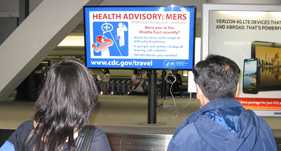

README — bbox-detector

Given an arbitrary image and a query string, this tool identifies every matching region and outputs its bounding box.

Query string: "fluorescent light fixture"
[58,35,84,47]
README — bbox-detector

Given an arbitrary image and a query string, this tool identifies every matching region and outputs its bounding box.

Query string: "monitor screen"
[252,41,281,91]
[83,5,196,69]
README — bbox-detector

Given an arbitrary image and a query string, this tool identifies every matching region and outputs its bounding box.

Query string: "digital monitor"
[83,5,196,69]
[252,41,281,91]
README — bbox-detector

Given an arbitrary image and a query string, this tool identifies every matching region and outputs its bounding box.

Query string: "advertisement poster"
[84,6,195,69]
[203,4,281,116]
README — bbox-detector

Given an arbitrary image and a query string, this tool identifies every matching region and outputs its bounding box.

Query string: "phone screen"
[252,41,281,91]
[243,59,258,94]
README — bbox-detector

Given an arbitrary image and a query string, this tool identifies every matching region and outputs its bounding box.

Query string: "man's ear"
[196,84,209,107]
[235,83,240,97]
[196,84,203,100]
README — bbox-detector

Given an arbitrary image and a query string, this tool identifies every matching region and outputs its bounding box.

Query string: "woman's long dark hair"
[27,59,98,151]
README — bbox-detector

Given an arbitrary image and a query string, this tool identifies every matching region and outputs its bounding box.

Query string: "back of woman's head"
[30,59,98,151]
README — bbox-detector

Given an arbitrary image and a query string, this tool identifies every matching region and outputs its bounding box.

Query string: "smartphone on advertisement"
[243,59,258,94]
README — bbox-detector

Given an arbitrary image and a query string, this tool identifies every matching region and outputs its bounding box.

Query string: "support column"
[148,70,157,124]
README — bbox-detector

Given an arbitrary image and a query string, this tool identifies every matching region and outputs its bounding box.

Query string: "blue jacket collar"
[178,98,242,130]
[199,98,242,113]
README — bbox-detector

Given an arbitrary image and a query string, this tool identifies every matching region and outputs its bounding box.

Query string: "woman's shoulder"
[16,120,33,130]
[11,120,33,137]
[7,120,33,150]
[80,125,112,151]
[81,125,107,138]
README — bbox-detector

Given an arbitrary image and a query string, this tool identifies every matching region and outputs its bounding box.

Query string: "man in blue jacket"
[168,55,277,151]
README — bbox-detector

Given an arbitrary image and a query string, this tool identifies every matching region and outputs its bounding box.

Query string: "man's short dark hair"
[193,55,241,100]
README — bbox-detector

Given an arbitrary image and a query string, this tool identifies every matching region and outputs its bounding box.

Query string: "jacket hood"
[194,98,259,151]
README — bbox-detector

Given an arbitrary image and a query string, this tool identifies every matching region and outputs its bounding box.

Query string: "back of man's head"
[193,55,241,100]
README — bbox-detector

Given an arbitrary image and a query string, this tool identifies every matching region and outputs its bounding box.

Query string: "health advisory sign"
[84,5,196,69]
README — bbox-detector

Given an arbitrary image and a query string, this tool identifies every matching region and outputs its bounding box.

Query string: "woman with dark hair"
[0,59,112,151]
